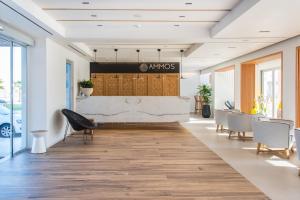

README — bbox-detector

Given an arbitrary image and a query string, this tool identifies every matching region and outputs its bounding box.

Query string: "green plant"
[79,80,94,88]
[197,84,212,104]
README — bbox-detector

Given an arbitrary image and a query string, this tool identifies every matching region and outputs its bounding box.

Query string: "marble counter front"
[76,96,190,123]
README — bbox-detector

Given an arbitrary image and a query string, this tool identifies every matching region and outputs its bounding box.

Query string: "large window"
[261,68,281,118]
[66,61,73,110]
[0,36,27,159]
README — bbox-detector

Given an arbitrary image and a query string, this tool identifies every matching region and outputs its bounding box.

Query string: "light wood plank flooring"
[0,123,269,199]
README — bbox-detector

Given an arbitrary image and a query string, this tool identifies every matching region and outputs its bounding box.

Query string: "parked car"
[0,105,22,138]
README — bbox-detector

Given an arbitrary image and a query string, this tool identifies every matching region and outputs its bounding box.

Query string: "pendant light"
[180,49,186,79]
[93,49,97,62]
[136,49,140,63]
[157,48,161,62]
[114,48,118,63]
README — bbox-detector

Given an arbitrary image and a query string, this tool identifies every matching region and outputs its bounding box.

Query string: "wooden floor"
[0,123,269,200]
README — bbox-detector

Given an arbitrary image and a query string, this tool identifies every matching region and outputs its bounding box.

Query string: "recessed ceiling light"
[259,30,270,33]
[134,24,142,28]
[185,2,193,5]
[242,39,249,42]
[133,14,142,18]
[174,24,180,27]
[91,14,97,17]
[97,24,103,27]
[228,46,236,49]
[82,1,90,5]
[179,15,186,18]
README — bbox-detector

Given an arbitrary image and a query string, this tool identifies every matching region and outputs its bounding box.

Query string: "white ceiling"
[5,0,300,71]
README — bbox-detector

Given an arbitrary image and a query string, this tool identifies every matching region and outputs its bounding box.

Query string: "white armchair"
[294,129,300,175]
[214,109,230,132]
[227,112,253,140]
[252,118,294,158]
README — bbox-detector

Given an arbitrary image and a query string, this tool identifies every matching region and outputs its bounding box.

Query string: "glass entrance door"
[0,36,27,159]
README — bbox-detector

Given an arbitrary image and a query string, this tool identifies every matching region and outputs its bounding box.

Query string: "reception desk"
[76,96,190,123]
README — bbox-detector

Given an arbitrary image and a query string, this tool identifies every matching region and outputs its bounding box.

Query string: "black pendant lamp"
[180,49,186,79]
[114,48,118,63]
[157,48,161,62]
[93,49,97,62]
[136,49,140,63]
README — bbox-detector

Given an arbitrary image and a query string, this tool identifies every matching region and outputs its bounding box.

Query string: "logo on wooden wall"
[139,63,149,72]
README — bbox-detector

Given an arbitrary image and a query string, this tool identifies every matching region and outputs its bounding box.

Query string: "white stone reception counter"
[76,96,190,123]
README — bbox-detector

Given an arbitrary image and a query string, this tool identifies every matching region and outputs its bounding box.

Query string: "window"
[261,68,281,118]
[66,61,73,110]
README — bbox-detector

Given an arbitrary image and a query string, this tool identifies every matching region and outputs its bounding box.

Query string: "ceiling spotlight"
[259,30,270,33]
[228,46,236,49]
[133,14,142,18]
[134,24,142,28]
[91,14,97,17]
[174,24,180,27]
[82,1,90,5]
[185,2,193,5]
[97,24,103,27]
[179,16,186,18]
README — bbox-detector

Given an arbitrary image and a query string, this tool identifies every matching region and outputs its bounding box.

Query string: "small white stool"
[31,130,47,153]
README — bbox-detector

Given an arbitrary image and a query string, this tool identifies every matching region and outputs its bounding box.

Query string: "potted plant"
[79,80,94,96]
[197,84,212,118]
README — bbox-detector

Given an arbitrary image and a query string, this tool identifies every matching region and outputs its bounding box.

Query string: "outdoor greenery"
[79,80,94,88]
[0,79,3,90]
[197,84,212,104]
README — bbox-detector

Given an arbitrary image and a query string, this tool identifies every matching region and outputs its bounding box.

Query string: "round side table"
[31,130,47,153]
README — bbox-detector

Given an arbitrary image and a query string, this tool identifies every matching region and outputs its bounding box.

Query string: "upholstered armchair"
[294,129,300,175]
[227,112,253,140]
[214,109,230,132]
[252,118,294,158]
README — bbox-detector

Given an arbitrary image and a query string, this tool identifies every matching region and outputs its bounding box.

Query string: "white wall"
[214,70,235,109]
[202,35,300,121]
[180,72,201,112]
[27,38,90,148]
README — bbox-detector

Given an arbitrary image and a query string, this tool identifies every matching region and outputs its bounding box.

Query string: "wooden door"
[105,74,120,96]
[91,73,105,96]
[148,74,163,96]
[240,64,256,113]
[120,74,134,96]
[163,74,179,96]
[134,74,148,96]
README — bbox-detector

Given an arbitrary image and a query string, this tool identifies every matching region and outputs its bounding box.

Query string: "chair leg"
[298,168,300,176]
[216,124,219,132]
[257,143,261,154]
[63,122,70,142]
[285,148,290,159]
[221,125,224,132]
[228,131,232,139]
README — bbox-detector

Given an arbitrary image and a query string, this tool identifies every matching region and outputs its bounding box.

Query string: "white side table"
[31,130,47,153]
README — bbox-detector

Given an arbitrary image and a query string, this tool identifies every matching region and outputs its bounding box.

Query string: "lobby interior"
[1,0,300,199]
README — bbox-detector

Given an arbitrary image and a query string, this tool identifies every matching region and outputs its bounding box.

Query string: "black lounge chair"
[61,109,97,143]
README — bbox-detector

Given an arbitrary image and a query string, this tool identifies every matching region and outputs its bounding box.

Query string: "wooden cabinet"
[91,73,179,96]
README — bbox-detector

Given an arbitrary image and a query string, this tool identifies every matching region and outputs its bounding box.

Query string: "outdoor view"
[0,38,25,159]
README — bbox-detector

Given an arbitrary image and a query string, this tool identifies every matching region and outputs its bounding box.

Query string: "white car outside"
[0,105,22,138]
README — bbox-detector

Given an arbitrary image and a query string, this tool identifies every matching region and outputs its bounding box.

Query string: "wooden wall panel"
[120,74,134,96]
[105,74,120,96]
[163,74,179,96]
[296,47,300,127]
[91,73,179,96]
[148,74,163,96]
[91,73,105,96]
[134,74,148,96]
[240,64,256,113]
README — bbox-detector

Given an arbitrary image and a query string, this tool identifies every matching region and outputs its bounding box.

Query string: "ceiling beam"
[210,0,260,38]
[184,43,203,57]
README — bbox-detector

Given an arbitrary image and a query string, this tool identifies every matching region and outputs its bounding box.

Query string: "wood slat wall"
[91,73,179,96]
[240,63,256,113]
